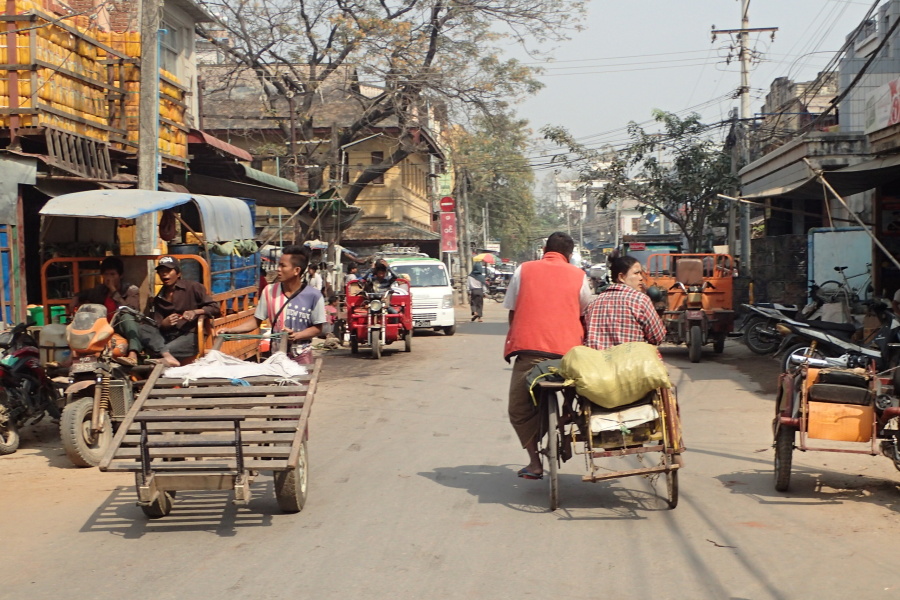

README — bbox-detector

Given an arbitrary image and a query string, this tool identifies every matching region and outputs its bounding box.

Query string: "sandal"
[113,356,137,367]
[517,467,543,480]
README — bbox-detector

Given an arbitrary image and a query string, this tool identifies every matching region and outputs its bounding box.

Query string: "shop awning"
[741,153,900,201]
[185,173,309,209]
[188,129,253,162]
[39,190,254,242]
[240,165,299,192]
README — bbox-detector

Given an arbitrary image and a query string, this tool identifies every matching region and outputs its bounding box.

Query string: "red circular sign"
[439,196,455,212]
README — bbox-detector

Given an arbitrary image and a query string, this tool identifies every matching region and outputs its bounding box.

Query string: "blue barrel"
[167,243,201,282]
[231,254,245,290]
[210,253,232,294]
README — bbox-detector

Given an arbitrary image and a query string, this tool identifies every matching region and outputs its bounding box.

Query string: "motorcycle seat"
[807,383,873,406]
[816,369,870,388]
[804,320,857,334]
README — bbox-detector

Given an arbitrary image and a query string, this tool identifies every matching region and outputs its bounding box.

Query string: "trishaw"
[644,253,736,363]
[773,356,900,492]
[344,277,413,359]
[37,190,263,467]
[535,380,684,511]
[99,334,321,518]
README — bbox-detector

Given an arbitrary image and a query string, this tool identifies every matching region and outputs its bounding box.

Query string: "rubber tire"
[745,320,780,355]
[350,335,359,354]
[688,325,702,363]
[370,332,381,360]
[774,426,794,492]
[547,396,559,511]
[404,331,412,352]
[815,280,844,303]
[60,395,113,468]
[443,325,456,336]
[141,492,174,519]
[666,466,679,509]
[274,441,308,513]
[0,412,19,455]
[713,333,726,354]
[492,291,506,303]
[781,344,826,373]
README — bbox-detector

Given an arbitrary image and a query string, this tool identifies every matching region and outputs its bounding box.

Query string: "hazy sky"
[511,0,875,175]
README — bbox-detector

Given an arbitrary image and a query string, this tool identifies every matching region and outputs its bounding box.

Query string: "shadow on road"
[418,463,677,519]
[79,480,288,537]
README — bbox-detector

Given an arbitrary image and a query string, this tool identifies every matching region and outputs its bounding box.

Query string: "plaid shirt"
[584,283,666,350]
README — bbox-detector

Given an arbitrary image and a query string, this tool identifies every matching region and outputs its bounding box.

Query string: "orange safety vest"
[503,252,586,361]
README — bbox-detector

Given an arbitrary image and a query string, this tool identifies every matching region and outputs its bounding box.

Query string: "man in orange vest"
[503,232,593,480]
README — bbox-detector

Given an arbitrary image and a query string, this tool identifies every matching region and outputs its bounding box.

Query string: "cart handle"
[213,332,289,352]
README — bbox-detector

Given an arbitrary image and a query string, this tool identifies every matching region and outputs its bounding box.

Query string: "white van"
[386,257,457,335]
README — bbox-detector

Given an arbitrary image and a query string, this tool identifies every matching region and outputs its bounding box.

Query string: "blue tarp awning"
[40,189,253,242]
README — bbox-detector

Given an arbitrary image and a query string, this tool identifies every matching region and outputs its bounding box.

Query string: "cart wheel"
[274,441,308,513]
[0,402,19,455]
[404,330,412,352]
[547,395,559,511]
[370,333,382,359]
[665,461,679,509]
[688,325,702,363]
[774,426,794,492]
[713,332,725,354]
[141,492,173,519]
[350,335,359,354]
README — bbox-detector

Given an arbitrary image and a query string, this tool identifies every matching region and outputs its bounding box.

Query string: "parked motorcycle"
[774,299,900,374]
[741,303,802,355]
[60,304,153,467]
[0,323,62,455]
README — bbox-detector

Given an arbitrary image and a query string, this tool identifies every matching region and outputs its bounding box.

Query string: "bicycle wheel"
[815,280,845,303]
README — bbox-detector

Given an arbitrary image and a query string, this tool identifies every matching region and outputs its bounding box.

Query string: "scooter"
[59,304,154,467]
[774,300,900,374]
[741,303,801,355]
[0,322,62,455]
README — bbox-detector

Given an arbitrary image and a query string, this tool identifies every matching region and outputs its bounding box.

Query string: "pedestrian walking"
[468,264,486,322]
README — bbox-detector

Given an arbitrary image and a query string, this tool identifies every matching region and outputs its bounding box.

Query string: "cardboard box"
[807,401,873,442]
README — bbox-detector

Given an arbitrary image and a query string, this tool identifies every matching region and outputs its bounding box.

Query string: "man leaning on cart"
[503,232,593,481]
[219,245,326,365]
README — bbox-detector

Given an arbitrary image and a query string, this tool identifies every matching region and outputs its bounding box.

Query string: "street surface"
[4,300,900,599]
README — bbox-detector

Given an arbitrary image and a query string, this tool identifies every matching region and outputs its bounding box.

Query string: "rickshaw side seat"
[675,258,704,286]
[807,383,873,406]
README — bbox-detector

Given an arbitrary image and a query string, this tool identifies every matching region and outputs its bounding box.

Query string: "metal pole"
[739,0,752,274]
[138,0,160,191]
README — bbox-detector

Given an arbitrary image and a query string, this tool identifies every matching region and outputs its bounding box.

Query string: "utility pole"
[137,0,161,253]
[712,2,776,275]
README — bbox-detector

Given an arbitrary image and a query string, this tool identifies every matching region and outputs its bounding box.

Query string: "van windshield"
[391,264,449,287]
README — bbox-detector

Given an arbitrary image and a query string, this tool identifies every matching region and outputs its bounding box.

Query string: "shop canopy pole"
[801,158,900,274]
[258,198,311,248]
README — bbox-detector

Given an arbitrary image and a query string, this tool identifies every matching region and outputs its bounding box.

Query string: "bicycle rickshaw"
[532,347,685,511]
[344,277,413,359]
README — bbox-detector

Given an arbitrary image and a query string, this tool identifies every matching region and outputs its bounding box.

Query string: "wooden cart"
[98,357,321,519]
[536,381,684,511]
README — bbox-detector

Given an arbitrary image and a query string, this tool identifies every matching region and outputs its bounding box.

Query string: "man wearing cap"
[140,255,220,367]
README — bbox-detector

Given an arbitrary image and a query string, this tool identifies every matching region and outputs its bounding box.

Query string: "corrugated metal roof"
[240,165,299,192]
[341,220,440,242]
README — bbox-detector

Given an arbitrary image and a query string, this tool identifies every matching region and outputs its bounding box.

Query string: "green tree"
[197,0,585,203]
[543,110,736,252]
[454,112,536,258]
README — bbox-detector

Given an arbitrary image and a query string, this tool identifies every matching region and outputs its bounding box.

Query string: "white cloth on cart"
[162,350,308,381]
[589,403,659,434]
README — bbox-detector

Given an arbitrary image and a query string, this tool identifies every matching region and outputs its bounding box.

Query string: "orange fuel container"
[807,401,874,443]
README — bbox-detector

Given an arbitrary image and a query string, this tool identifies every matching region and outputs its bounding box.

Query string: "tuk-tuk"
[644,253,736,363]
[38,189,262,360]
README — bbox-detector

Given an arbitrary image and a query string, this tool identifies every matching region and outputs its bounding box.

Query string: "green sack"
[560,343,671,409]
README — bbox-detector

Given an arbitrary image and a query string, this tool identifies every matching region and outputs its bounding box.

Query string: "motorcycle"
[741,303,804,355]
[59,304,154,467]
[346,279,413,359]
[0,323,62,455]
[774,299,900,374]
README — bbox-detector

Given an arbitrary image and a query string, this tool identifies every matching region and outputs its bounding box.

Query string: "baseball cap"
[156,255,181,272]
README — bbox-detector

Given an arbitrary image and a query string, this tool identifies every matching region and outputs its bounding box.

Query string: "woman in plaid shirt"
[584,255,666,350]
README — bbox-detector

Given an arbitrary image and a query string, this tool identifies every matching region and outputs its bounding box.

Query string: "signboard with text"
[441,213,458,252]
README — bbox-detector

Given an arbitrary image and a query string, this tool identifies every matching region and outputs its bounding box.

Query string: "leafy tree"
[543,110,736,252]
[454,112,536,258]
[197,0,585,203]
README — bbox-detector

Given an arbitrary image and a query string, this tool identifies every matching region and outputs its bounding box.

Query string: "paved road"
[3,301,900,599]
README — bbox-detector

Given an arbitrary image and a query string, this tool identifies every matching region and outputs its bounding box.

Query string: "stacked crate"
[0,1,189,163]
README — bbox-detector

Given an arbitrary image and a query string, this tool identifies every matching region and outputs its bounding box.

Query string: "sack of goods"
[560,342,671,409]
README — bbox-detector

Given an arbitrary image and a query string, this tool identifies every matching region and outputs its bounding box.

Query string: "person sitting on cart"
[72,256,143,366]
[219,245,325,365]
[583,255,666,350]
[140,255,221,367]
[361,260,403,314]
